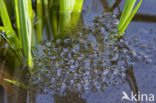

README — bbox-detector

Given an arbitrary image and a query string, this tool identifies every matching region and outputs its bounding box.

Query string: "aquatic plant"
[51,0,84,38]
[0,0,142,67]
[36,0,43,42]
[18,0,34,66]
[0,0,84,67]
[0,0,34,67]
[118,0,142,35]
[4,78,33,90]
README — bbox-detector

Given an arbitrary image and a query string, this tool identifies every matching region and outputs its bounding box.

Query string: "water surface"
[0,0,156,103]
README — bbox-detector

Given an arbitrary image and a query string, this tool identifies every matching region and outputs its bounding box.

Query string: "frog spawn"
[30,12,152,94]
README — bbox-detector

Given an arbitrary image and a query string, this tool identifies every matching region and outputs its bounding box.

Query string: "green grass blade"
[0,26,4,32]
[14,0,22,49]
[28,0,35,20]
[44,0,53,38]
[50,1,60,38]
[119,0,142,35]
[51,10,59,38]
[36,0,43,41]
[68,0,84,30]
[118,0,136,30]
[15,0,20,34]
[60,0,76,13]
[18,0,33,66]
[58,0,77,36]
[58,12,71,36]
[72,0,83,12]
[49,0,54,8]
[0,0,20,49]
[4,78,23,87]
[0,0,17,41]
[0,0,14,35]
[117,0,131,30]
[4,78,34,90]
[117,0,142,36]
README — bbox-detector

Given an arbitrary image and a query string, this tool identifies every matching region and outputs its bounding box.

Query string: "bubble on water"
[77,83,82,90]
[103,69,110,76]
[121,73,127,79]
[113,69,120,75]
[46,42,51,47]
[145,58,152,64]
[93,80,101,91]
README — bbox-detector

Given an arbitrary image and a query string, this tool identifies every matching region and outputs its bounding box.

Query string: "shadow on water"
[53,90,86,103]
[0,85,5,103]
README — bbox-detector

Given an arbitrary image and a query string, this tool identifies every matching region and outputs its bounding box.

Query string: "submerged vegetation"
[0,0,141,67]
[0,0,84,67]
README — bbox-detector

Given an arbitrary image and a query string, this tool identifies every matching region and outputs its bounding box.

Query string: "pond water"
[0,0,156,103]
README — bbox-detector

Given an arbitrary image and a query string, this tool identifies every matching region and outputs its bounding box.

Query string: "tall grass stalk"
[72,0,83,12]
[68,0,83,29]
[0,0,19,48]
[18,0,33,66]
[36,0,43,41]
[0,26,4,32]
[0,0,84,67]
[58,0,83,37]
[15,0,22,48]
[51,10,59,38]
[50,0,83,38]
[117,0,142,35]
[44,0,53,39]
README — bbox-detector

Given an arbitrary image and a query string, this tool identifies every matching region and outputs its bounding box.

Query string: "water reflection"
[53,90,86,103]
[0,85,5,103]
[133,14,156,22]
[100,0,109,9]
[0,63,15,103]
[43,0,84,40]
